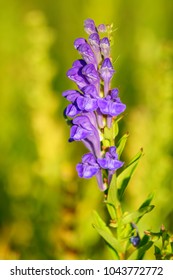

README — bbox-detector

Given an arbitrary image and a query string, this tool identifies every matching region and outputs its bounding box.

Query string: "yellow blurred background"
[0,0,172,259]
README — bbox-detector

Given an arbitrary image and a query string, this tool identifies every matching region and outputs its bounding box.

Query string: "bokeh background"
[0,0,172,259]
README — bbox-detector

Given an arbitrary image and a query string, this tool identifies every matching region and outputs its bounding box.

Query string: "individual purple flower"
[82,84,99,97]
[69,115,101,157]
[100,37,110,58]
[72,59,86,68]
[64,103,81,118]
[98,88,126,117]
[77,85,98,112]
[62,89,81,102]
[99,58,115,83]
[99,58,115,96]
[66,66,89,89]
[76,153,106,191]
[76,153,99,178]
[84,19,97,35]
[97,24,107,33]
[97,146,124,171]
[63,86,98,117]
[77,43,97,67]
[69,115,93,140]
[74,38,86,49]
[82,63,100,85]
[88,33,102,64]
[63,90,82,117]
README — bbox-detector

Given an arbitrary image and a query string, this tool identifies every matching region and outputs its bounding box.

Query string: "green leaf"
[116,133,129,157]
[128,241,153,260]
[104,121,119,144]
[117,149,143,200]
[112,120,119,139]
[106,174,118,220]
[154,245,162,260]
[138,193,154,209]
[92,210,124,254]
[122,205,155,225]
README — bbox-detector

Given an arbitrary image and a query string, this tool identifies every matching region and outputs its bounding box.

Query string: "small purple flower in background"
[63,19,126,191]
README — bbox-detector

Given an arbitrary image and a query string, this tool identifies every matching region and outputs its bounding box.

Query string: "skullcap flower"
[97,24,107,33]
[84,19,97,35]
[76,153,99,178]
[77,43,97,67]
[97,146,124,171]
[82,63,100,85]
[62,89,81,102]
[88,33,100,49]
[99,58,115,83]
[98,89,126,117]
[66,66,89,89]
[100,37,110,58]
[72,59,86,68]
[69,115,101,157]
[74,38,86,49]
[77,86,98,112]
[88,33,101,64]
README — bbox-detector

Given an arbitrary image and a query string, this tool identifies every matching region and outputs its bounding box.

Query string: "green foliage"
[122,205,154,225]
[106,174,118,220]
[92,211,123,258]
[116,133,129,157]
[145,226,173,260]
[117,149,143,200]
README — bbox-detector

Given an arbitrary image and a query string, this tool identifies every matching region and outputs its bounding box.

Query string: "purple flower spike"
[99,58,115,82]
[97,146,124,171]
[78,43,97,67]
[76,153,99,178]
[82,63,100,85]
[74,38,86,49]
[100,37,110,58]
[84,19,97,35]
[63,19,127,191]
[66,66,89,89]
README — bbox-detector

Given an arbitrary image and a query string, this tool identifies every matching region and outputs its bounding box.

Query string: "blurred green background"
[0,0,172,259]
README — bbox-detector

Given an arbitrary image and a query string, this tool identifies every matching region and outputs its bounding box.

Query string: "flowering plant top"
[62,19,173,260]
[63,18,126,191]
